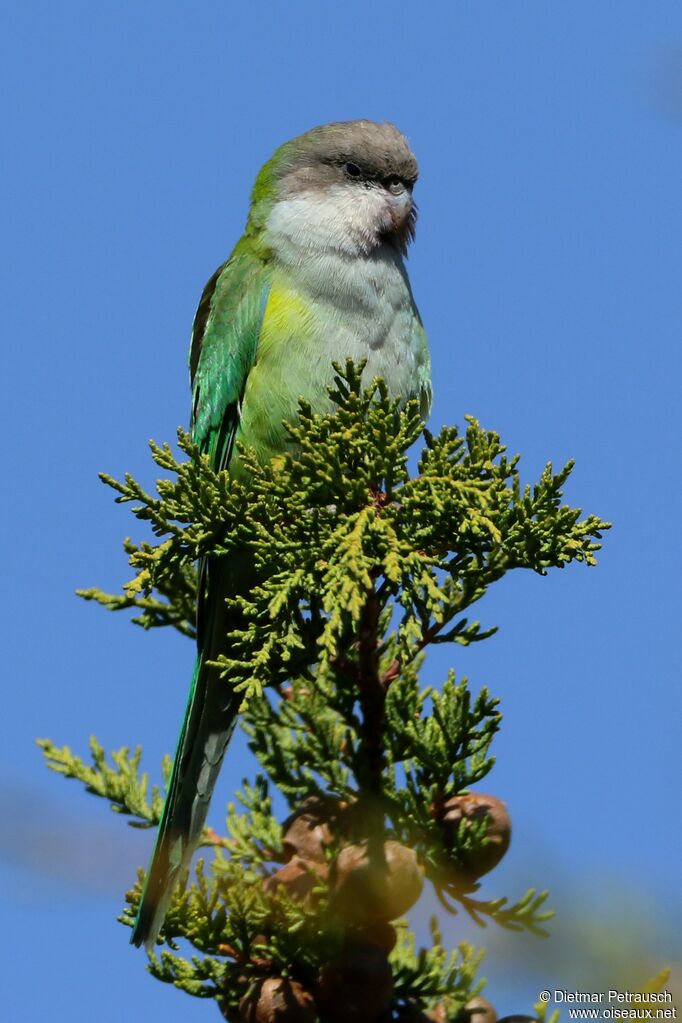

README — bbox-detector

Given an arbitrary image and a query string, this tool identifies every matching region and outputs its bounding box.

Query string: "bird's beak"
[389,189,413,230]
[386,189,417,253]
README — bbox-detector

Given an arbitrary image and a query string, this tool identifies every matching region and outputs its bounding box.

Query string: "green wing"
[131,243,270,950]
[190,239,270,470]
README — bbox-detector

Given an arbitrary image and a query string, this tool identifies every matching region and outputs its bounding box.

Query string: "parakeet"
[131,120,432,950]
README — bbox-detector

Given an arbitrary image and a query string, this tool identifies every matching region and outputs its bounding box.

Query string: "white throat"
[264,185,397,259]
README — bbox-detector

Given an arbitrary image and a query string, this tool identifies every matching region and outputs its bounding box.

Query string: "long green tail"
[131,566,240,950]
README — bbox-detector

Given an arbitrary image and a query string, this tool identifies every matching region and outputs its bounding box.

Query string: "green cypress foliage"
[39,362,609,1021]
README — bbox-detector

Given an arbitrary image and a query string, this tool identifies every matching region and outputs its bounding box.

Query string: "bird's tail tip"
[130,898,164,953]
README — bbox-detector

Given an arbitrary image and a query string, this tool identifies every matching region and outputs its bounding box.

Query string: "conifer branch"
[39,363,612,1020]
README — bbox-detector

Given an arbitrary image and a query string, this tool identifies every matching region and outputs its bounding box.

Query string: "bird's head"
[248,120,419,257]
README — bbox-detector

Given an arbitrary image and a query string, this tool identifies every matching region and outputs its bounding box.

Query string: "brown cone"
[281,797,342,865]
[331,840,423,924]
[239,978,317,1023]
[456,996,498,1023]
[263,855,325,905]
[440,793,511,879]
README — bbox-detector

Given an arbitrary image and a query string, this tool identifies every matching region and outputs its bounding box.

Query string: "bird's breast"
[233,246,427,473]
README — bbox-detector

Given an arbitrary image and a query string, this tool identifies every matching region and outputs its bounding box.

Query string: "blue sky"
[2,2,681,1019]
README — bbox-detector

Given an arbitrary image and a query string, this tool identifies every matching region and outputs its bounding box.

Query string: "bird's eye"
[344,162,362,178]
[385,175,406,195]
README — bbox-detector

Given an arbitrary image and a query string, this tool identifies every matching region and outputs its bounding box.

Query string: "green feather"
[131,246,269,950]
[190,240,272,467]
